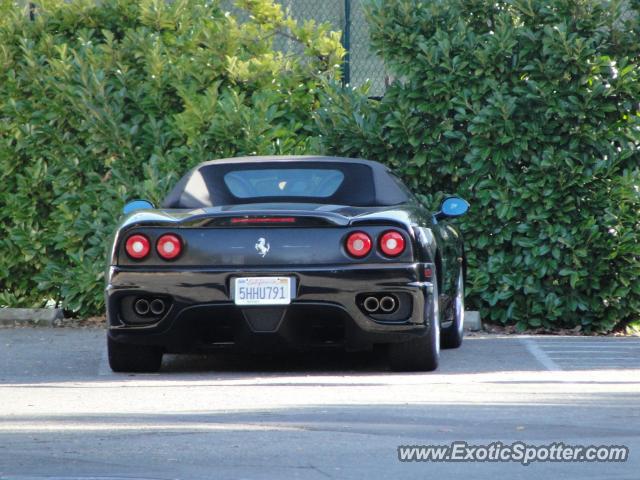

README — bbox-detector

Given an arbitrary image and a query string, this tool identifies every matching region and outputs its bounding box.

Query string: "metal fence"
[222,0,386,96]
[280,0,386,96]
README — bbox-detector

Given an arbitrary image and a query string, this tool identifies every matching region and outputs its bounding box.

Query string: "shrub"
[0,0,343,315]
[315,0,640,332]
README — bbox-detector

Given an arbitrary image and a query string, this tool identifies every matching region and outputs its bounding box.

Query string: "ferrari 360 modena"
[106,156,469,372]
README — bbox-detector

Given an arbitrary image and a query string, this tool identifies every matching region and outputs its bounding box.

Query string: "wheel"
[388,288,440,372]
[441,266,465,349]
[107,336,163,373]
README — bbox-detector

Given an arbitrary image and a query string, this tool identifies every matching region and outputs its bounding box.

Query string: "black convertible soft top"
[162,156,411,208]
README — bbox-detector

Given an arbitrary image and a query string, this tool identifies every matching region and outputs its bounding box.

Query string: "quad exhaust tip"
[150,299,165,316]
[134,297,166,317]
[363,296,380,313]
[362,294,399,314]
[134,298,150,316]
[379,296,397,313]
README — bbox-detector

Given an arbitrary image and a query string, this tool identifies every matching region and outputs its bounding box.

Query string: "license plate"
[233,277,292,306]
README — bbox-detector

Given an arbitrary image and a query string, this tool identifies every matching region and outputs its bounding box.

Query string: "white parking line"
[549,360,635,364]
[547,356,632,359]
[520,338,561,371]
[544,350,639,355]
[535,344,640,347]
[531,338,640,370]
[534,345,639,349]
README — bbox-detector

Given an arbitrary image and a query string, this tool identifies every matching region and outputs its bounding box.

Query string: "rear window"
[161,160,410,209]
[224,169,345,199]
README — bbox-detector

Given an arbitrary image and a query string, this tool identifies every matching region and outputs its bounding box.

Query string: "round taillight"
[156,234,182,260]
[346,232,372,258]
[125,234,150,260]
[379,230,405,257]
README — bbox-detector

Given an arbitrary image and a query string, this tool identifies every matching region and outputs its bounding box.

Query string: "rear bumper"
[105,264,434,352]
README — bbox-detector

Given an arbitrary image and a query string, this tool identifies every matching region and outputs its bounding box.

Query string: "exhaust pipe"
[150,299,165,316]
[363,296,380,313]
[379,296,397,313]
[134,298,150,316]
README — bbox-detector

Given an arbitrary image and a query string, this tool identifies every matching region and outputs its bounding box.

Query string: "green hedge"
[315,0,640,332]
[0,0,343,315]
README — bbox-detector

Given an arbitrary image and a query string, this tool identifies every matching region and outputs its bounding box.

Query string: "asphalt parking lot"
[0,327,639,479]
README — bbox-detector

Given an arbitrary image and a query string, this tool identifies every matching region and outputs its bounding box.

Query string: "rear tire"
[441,266,465,349]
[388,291,440,372]
[108,337,163,373]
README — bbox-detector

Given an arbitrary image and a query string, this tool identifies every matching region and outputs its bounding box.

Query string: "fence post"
[342,0,351,86]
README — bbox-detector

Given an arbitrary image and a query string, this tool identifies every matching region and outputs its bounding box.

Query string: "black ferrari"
[106,156,469,372]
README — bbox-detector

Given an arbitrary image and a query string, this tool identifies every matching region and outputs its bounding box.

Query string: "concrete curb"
[464,311,482,331]
[0,308,64,327]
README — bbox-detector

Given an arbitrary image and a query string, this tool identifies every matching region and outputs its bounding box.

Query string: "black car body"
[106,156,468,372]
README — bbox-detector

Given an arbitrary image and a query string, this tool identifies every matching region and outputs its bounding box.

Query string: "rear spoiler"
[116,206,416,232]
[117,208,351,230]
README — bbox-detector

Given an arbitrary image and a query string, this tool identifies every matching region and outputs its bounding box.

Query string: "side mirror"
[435,196,469,220]
[123,199,154,215]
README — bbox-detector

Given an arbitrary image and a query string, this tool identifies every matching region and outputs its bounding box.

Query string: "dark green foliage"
[315,0,640,331]
[0,0,343,315]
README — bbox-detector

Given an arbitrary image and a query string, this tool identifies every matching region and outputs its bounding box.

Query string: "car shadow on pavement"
[1,329,639,384]
[160,349,389,373]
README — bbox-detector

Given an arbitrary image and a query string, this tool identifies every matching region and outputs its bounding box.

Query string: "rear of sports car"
[106,209,439,372]
[106,156,443,373]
